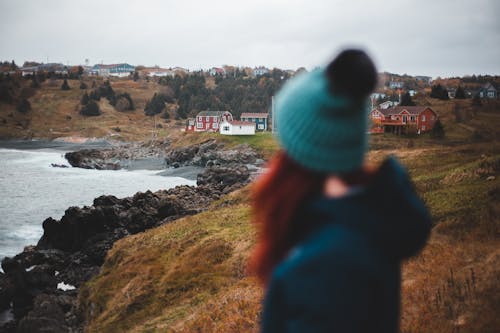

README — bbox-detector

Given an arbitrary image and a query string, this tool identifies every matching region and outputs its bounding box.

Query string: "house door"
[402,115,407,124]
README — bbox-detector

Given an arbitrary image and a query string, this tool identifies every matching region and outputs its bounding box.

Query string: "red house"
[193,111,233,132]
[370,106,438,134]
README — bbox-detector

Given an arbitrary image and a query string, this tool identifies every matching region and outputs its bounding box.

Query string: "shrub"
[16,98,31,113]
[115,97,131,112]
[114,92,134,111]
[80,81,88,90]
[80,100,101,116]
[61,78,71,90]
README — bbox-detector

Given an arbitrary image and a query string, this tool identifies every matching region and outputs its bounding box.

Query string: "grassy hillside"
[0,78,182,141]
[78,98,500,332]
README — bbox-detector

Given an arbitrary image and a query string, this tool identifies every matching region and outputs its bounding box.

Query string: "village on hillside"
[0,60,499,139]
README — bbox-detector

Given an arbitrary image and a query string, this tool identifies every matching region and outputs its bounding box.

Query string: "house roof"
[240,112,268,118]
[197,110,231,117]
[482,82,497,92]
[228,121,254,126]
[374,106,434,116]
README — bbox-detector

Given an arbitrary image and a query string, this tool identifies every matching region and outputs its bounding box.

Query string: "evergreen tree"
[144,93,165,116]
[455,86,466,99]
[430,119,445,139]
[81,92,90,105]
[61,78,71,90]
[400,92,416,106]
[430,84,449,100]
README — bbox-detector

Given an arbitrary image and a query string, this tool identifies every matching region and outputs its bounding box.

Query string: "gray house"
[478,82,498,99]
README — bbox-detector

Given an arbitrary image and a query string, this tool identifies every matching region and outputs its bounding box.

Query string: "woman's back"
[261,157,431,333]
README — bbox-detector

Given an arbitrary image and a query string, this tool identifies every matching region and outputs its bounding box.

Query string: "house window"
[223,126,230,131]
[410,116,415,122]
[488,91,495,97]
[206,116,210,122]
[258,124,264,130]
[213,123,218,129]
[198,116,202,122]
[422,125,426,130]
[196,123,203,129]
[422,115,426,121]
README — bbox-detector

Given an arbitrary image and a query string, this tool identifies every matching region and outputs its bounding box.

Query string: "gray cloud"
[1,0,499,77]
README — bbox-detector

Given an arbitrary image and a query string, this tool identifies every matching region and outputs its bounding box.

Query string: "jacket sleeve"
[261,253,381,333]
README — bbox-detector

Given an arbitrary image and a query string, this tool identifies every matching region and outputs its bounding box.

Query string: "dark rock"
[65,149,120,170]
[0,273,14,311]
[50,164,68,168]
[17,294,71,333]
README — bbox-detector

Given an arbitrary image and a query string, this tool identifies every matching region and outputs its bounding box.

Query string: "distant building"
[145,68,175,77]
[209,67,226,76]
[253,66,269,76]
[415,76,432,84]
[20,63,68,76]
[240,112,269,131]
[219,120,255,135]
[370,106,438,134]
[371,93,386,100]
[478,82,498,99]
[389,81,404,89]
[90,63,135,77]
[194,111,233,132]
[379,101,398,109]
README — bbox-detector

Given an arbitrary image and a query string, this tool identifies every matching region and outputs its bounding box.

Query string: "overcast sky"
[1,0,499,77]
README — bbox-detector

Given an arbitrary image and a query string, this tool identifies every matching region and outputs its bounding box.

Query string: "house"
[143,67,176,77]
[240,112,269,131]
[379,101,398,109]
[253,66,270,76]
[209,67,226,76]
[371,92,386,100]
[219,120,255,135]
[478,82,498,99]
[90,63,135,77]
[194,111,233,132]
[369,106,438,135]
[389,81,404,89]
[185,118,196,132]
[20,63,68,76]
[415,76,432,84]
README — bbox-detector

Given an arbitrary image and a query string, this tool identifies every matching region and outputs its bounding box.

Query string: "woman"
[250,50,431,333]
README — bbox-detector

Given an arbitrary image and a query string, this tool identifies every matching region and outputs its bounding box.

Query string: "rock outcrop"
[165,140,261,168]
[0,181,244,332]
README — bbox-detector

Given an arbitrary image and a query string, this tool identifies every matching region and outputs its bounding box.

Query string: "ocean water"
[0,148,196,262]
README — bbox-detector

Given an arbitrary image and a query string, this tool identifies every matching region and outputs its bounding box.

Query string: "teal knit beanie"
[276,68,369,173]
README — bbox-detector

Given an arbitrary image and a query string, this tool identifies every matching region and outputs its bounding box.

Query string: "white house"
[219,120,255,136]
[253,66,269,76]
[379,101,398,109]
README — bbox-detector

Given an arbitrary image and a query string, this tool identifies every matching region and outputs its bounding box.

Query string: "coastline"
[0,137,261,332]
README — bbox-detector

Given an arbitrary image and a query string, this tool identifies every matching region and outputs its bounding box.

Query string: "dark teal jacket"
[261,157,431,333]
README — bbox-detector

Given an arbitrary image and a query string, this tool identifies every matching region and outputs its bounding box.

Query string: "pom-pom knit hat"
[275,68,369,173]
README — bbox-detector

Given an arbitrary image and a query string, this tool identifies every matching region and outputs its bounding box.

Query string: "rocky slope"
[0,139,260,333]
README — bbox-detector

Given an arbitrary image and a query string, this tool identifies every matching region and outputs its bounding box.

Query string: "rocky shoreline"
[0,139,263,333]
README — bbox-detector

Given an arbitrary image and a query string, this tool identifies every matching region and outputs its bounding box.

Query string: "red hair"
[249,151,376,283]
[249,151,325,283]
